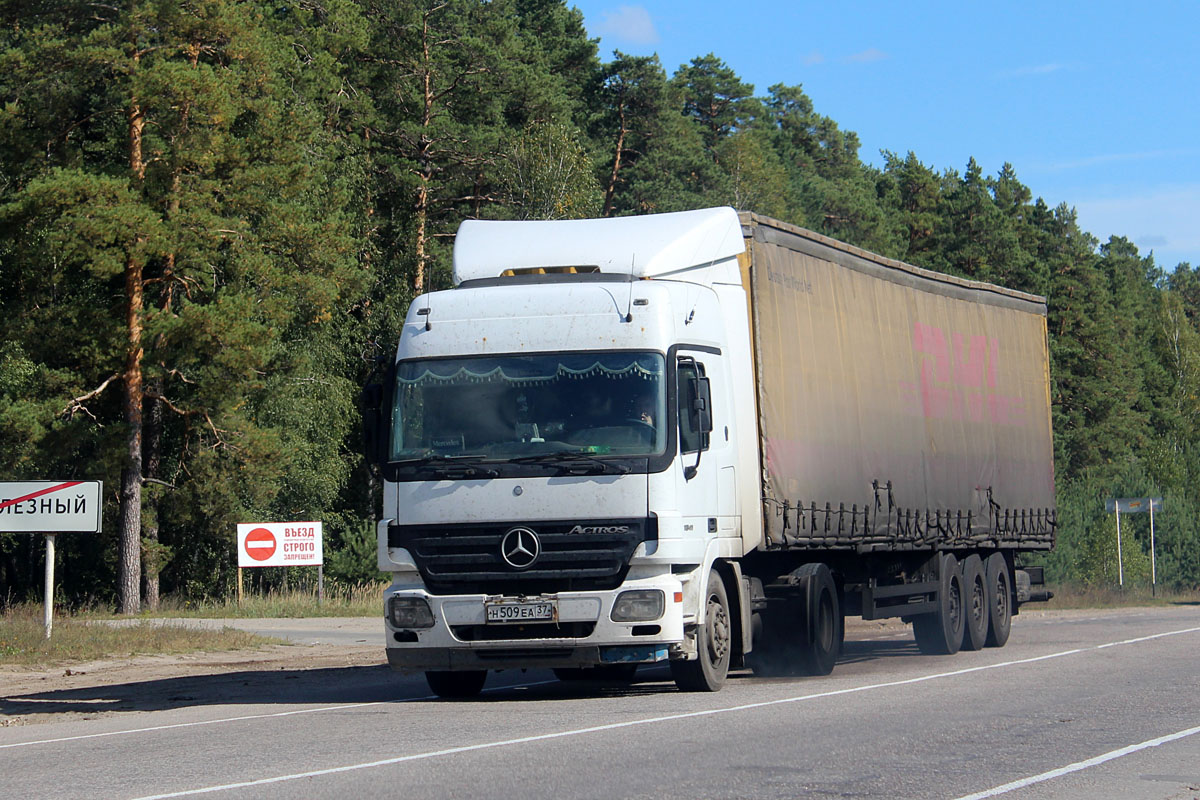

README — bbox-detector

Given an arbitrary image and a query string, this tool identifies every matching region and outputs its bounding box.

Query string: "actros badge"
[500,527,540,569]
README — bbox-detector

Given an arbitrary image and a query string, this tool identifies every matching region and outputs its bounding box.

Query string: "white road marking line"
[0,702,386,751]
[126,624,1200,800]
[0,679,557,751]
[952,723,1200,800]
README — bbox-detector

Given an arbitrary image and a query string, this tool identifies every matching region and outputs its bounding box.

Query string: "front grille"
[388,518,655,595]
[451,622,596,641]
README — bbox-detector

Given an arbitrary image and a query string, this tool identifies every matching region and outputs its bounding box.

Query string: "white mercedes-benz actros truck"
[363,208,1055,698]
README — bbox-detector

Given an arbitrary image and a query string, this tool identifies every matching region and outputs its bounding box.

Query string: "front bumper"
[384,574,684,672]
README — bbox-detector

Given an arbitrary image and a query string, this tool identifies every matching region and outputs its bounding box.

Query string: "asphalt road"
[3,606,1199,800]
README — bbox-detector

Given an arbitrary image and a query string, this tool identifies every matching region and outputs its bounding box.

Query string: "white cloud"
[594,5,659,46]
[1074,184,1200,267]
[1043,149,1199,172]
[845,48,887,64]
[803,51,824,66]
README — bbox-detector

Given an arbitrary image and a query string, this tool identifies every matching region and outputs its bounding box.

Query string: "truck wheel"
[960,554,988,652]
[553,665,638,684]
[796,563,842,676]
[913,553,965,655]
[671,569,731,692]
[746,603,798,677]
[984,552,1012,648]
[746,564,842,678]
[425,670,487,699]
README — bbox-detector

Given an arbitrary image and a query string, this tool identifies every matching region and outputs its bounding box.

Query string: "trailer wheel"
[984,552,1012,648]
[960,554,988,652]
[425,670,487,699]
[671,569,731,692]
[913,553,965,655]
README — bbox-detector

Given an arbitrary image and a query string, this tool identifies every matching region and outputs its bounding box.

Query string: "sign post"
[236,522,324,603]
[43,533,56,639]
[0,481,104,640]
[1114,504,1124,586]
[1105,497,1163,591]
[1149,499,1158,597]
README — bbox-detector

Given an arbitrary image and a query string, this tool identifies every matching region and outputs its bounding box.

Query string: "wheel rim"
[947,578,962,632]
[706,593,730,663]
[971,577,985,627]
[995,572,1008,620]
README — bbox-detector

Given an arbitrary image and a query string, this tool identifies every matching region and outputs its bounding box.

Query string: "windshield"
[390,352,667,461]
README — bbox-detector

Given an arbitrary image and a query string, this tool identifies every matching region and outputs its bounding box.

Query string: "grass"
[132,582,388,619]
[0,583,385,667]
[1040,583,1200,610]
[0,605,276,668]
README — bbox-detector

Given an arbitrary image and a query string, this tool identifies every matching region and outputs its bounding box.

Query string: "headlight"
[389,596,435,629]
[611,590,664,622]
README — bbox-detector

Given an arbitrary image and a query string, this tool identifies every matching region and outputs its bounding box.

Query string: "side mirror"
[361,383,384,466]
[361,361,394,469]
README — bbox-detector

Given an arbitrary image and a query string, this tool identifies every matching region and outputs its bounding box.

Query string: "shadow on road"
[1,664,687,717]
[838,637,921,664]
[1,634,931,718]
[1,664,400,719]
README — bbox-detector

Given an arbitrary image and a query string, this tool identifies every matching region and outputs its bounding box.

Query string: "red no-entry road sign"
[242,527,277,562]
[236,522,323,568]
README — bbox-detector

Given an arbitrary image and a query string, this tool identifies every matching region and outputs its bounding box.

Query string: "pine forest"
[1,1,1197,610]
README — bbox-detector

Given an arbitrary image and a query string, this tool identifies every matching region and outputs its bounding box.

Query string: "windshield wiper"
[508,451,631,475]
[390,453,499,478]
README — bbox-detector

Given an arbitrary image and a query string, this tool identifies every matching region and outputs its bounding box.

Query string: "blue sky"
[568,1,1200,272]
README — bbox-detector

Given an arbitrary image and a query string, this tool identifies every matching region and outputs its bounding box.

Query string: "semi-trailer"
[363,207,1055,697]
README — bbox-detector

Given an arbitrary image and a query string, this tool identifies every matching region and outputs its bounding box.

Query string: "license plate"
[485,600,556,623]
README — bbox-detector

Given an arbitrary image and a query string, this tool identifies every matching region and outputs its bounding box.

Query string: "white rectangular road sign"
[237,522,323,568]
[0,481,103,533]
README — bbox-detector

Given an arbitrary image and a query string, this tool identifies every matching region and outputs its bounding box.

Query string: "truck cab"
[367,208,759,696]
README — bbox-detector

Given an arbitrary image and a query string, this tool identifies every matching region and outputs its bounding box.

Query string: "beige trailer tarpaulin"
[741,214,1055,551]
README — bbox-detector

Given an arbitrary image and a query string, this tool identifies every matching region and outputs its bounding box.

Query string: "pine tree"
[0,0,368,610]
[592,51,671,216]
[671,54,760,157]
[882,151,942,261]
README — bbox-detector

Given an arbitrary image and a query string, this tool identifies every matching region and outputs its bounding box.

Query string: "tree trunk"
[142,381,163,611]
[414,172,429,295]
[118,71,147,616]
[602,98,627,217]
[118,247,145,615]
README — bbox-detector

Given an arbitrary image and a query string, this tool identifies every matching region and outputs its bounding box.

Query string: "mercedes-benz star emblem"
[500,527,540,570]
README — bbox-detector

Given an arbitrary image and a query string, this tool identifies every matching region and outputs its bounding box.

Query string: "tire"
[746,603,798,677]
[913,553,965,656]
[797,563,842,676]
[425,670,487,699]
[671,569,732,692]
[746,563,842,678]
[553,665,638,683]
[960,554,988,652]
[984,552,1012,648]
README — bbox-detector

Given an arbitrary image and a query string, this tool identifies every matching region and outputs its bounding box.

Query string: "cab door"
[674,353,736,545]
